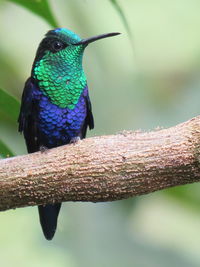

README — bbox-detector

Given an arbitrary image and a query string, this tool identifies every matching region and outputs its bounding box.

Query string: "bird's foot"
[70,136,81,145]
[40,145,49,153]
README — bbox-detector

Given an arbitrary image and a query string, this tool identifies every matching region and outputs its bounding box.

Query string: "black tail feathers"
[38,203,61,240]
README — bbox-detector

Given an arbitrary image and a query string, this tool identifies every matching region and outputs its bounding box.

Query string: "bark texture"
[0,116,200,211]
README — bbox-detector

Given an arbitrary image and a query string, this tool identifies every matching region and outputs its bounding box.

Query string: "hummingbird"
[18,28,120,240]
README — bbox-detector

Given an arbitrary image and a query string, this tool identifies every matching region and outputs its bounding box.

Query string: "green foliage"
[8,0,59,28]
[110,0,131,35]
[109,0,136,57]
[0,88,20,157]
[0,140,14,158]
[0,88,20,123]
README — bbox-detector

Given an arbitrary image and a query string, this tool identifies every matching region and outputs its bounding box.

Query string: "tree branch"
[0,116,200,211]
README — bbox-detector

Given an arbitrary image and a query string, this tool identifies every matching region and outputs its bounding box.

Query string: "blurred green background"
[1,0,200,266]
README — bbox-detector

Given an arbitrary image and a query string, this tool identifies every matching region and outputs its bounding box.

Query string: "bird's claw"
[70,136,81,145]
[40,145,49,153]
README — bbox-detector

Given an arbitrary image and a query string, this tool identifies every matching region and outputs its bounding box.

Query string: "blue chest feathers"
[36,88,88,147]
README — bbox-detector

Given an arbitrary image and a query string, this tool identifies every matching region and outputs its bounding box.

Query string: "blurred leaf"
[0,88,20,122]
[8,0,59,28]
[110,0,137,61]
[110,0,131,35]
[164,184,200,211]
[0,140,14,158]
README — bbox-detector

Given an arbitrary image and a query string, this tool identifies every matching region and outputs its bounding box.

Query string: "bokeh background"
[1,0,200,266]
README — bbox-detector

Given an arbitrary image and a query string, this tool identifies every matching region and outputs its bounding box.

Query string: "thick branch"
[0,116,200,211]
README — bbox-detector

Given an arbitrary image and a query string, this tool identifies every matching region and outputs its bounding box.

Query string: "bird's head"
[33,28,120,67]
[32,28,120,108]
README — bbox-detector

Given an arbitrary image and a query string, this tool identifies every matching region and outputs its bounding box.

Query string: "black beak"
[74,32,121,46]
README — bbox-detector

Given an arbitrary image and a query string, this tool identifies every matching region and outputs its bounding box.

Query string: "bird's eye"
[52,40,64,52]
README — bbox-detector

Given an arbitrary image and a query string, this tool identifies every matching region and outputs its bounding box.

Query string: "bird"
[18,28,120,240]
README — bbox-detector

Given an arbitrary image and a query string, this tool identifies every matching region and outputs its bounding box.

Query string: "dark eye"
[52,40,64,52]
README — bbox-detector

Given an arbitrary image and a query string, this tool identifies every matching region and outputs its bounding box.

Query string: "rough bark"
[0,116,200,211]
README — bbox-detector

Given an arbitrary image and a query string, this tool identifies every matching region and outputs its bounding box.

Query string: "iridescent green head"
[33,28,120,109]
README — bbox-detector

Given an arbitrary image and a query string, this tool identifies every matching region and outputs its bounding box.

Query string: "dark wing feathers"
[81,93,94,139]
[18,77,40,153]
[86,94,94,130]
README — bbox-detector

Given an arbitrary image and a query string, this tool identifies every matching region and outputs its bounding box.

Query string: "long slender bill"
[74,32,121,45]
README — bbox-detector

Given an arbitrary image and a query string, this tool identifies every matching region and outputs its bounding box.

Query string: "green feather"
[33,45,86,109]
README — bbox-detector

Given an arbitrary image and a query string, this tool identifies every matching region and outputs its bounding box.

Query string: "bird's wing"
[85,92,94,130]
[18,77,40,153]
[81,87,94,139]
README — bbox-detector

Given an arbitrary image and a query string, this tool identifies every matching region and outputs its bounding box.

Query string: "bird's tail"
[38,203,61,240]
